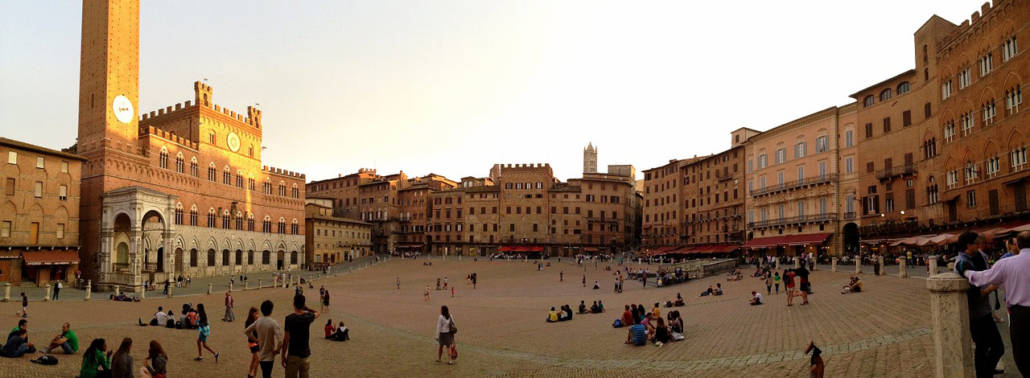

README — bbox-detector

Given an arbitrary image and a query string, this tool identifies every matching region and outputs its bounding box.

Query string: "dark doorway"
[843,223,859,256]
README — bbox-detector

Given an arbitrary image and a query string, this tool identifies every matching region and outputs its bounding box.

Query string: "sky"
[0,0,980,182]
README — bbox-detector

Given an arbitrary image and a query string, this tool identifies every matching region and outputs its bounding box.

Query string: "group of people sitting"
[840,275,863,294]
[655,268,688,287]
[662,293,686,308]
[546,305,575,322]
[619,304,685,347]
[141,305,202,329]
[109,292,140,302]
[576,300,606,314]
[2,319,79,362]
[726,268,743,281]
[699,283,724,297]
[323,319,350,341]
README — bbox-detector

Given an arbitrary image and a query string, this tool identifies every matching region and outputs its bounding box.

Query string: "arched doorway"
[156,247,164,272]
[174,248,184,273]
[843,223,859,256]
[141,210,166,273]
[276,250,285,270]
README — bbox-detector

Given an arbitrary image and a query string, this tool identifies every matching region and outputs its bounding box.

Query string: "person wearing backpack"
[435,305,457,365]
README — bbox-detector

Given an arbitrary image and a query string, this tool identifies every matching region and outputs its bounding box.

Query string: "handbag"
[448,319,457,335]
[449,344,458,359]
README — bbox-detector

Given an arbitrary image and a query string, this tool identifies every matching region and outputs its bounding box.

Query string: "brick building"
[849,16,957,243]
[933,0,1029,227]
[76,0,305,293]
[304,199,371,266]
[680,142,746,252]
[641,159,690,248]
[1,138,85,284]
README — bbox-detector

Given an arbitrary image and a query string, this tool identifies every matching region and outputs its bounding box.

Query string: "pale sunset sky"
[0,1,979,182]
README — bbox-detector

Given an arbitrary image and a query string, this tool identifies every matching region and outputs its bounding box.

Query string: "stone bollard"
[793,258,800,269]
[2,282,10,302]
[229,281,234,292]
[855,258,861,274]
[207,283,213,295]
[244,280,249,291]
[831,257,838,272]
[166,280,173,298]
[926,272,974,377]
[138,285,145,299]
[899,260,908,278]
[878,256,885,276]
[114,285,120,297]
[258,279,262,290]
[43,284,51,302]
[84,280,91,301]
[929,256,939,275]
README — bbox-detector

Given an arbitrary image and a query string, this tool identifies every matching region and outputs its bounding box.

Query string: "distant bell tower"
[583,143,598,174]
[77,0,140,156]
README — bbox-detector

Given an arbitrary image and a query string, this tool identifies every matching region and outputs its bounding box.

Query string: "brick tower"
[583,143,598,174]
[77,0,141,277]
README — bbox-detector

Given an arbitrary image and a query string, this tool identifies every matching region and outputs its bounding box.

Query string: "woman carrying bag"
[435,305,457,365]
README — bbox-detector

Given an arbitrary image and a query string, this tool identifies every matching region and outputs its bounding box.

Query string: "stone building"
[680,143,746,252]
[641,158,691,248]
[0,138,85,284]
[743,105,856,257]
[75,0,305,293]
[304,199,371,266]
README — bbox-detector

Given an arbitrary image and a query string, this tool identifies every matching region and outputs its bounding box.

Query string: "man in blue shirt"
[625,323,647,346]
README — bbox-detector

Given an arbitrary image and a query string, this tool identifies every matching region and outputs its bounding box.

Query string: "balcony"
[749,174,838,198]
[747,213,838,230]
[844,212,856,220]
[875,164,917,181]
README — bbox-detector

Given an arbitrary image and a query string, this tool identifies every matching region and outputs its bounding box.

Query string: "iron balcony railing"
[749,174,838,197]
[875,164,917,181]
[747,212,838,229]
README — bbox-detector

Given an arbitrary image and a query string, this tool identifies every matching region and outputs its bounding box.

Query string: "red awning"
[498,245,544,253]
[22,251,80,266]
[583,247,599,253]
[744,233,832,249]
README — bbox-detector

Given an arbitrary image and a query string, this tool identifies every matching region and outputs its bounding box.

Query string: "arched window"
[278,181,287,196]
[291,183,299,198]
[863,95,874,107]
[291,218,299,235]
[248,177,256,191]
[159,147,169,169]
[189,205,198,226]
[207,163,217,181]
[222,210,231,229]
[236,170,244,188]
[247,212,255,231]
[190,157,198,177]
[207,249,216,266]
[278,217,286,234]
[175,152,184,173]
[262,216,272,233]
[235,211,243,230]
[174,203,184,225]
[207,208,217,227]
[897,81,910,95]
[879,88,892,101]
[189,249,198,267]
[223,166,232,185]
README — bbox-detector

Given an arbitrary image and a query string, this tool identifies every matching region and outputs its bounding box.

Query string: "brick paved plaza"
[0,258,1020,377]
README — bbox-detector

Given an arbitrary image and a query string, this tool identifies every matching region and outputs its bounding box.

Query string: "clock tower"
[77,0,140,155]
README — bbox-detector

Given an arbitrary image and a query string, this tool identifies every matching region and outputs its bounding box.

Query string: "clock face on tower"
[112,95,134,124]
[227,132,241,152]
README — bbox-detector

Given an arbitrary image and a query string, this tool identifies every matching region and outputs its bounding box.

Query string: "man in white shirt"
[154,306,168,325]
[750,291,763,306]
[965,231,1030,377]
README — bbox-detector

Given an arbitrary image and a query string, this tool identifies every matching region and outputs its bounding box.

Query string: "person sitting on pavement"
[620,305,633,327]
[1,329,33,358]
[674,293,685,307]
[590,301,600,313]
[841,275,863,294]
[714,283,724,296]
[597,300,605,313]
[165,310,176,328]
[653,318,671,346]
[625,322,647,346]
[324,319,335,339]
[749,291,763,306]
[150,306,167,326]
[43,322,78,354]
[578,301,588,314]
[332,322,350,341]
[547,307,559,323]
[667,311,684,335]
[700,286,714,297]
[592,280,600,290]
[562,305,574,321]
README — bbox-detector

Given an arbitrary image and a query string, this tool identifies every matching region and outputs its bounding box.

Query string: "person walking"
[195,303,220,362]
[321,289,330,312]
[223,291,235,322]
[435,305,457,365]
[396,276,401,290]
[53,280,62,301]
[110,337,133,378]
[954,231,1004,378]
[244,300,283,378]
[141,340,168,378]
[764,273,773,295]
[283,294,319,378]
[773,271,781,294]
[964,230,1030,377]
[16,292,28,318]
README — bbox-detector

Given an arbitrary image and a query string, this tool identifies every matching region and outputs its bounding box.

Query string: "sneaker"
[194,357,203,361]
[215,353,219,362]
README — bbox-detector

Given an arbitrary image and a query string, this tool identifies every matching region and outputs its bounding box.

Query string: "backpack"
[612,319,623,328]
[31,355,58,365]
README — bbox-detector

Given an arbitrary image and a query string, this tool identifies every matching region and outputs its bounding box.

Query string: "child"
[424,285,431,302]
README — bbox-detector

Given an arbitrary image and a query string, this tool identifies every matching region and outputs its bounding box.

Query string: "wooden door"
[29,222,39,244]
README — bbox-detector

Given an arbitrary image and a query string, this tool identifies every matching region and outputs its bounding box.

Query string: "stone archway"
[175,248,184,273]
[277,250,285,270]
[843,222,859,256]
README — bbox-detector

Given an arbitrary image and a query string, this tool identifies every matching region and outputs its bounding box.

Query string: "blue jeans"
[59,342,74,354]
[9,343,31,357]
